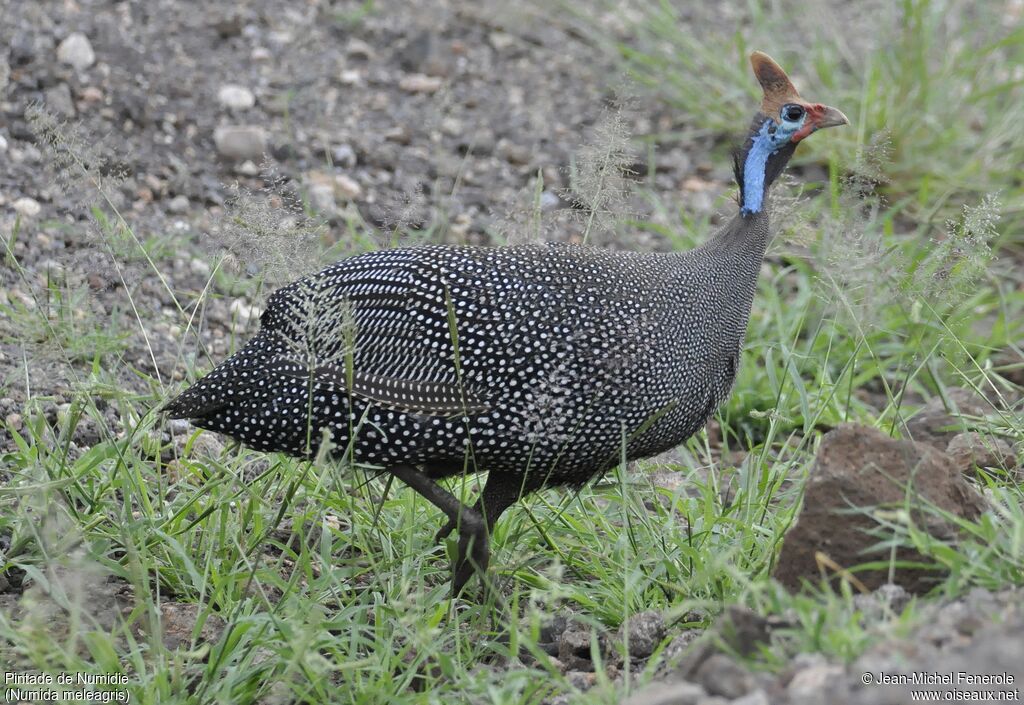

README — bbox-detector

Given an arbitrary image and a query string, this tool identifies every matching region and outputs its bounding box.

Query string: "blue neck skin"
[740,115,804,216]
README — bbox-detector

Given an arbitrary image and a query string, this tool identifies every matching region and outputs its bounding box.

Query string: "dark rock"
[564,670,596,691]
[45,82,76,117]
[398,31,449,77]
[852,583,912,623]
[694,653,755,699]
[904,388,988,449]
[615,610,666,660]
[558,620,600,671]
[774,424,987,594]
[945,432,1017,475]
[716,605,770,657]
[539,612,570,644]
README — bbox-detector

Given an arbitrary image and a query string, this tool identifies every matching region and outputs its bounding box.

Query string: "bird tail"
[162,334,278,420]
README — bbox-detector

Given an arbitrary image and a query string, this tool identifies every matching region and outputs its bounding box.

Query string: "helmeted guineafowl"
[164,51,847,595]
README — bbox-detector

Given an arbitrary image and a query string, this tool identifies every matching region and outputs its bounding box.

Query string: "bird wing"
[259,247,491,417]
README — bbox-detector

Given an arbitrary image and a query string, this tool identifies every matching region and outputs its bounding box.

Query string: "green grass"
[2,1,1024,703]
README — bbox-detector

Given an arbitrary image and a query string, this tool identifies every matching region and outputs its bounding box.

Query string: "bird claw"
[451,527,490,597]
[435,517,456,544]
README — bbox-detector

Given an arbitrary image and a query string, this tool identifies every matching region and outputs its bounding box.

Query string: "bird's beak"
[791,103,849,142]
[814,105,849,130]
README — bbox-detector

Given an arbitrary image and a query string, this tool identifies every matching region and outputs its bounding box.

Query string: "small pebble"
[168,419,191,435]
[4,413,22,432]
[234,160,260,176]
[217,84,256,111]
[190,258,211,276]
[399,73,443,94]
[214,125,267,160]
[45,83,76,117]
[308,182,336,214]
[346,38,375,60]
[79,86,104,104]
[334,174,362,201]
[0,136,7,152]
[230,299,262,326]
[441,117,462,136]
[13,197,42,217]
[167,194,190,214]
[488,31,516,51]
[331,143,357,168]
[56,32,96,71]
[338,69,361,86]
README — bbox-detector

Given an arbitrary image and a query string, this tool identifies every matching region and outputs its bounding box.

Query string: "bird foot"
[435,517,456,544]
[451,514,490,597]
[386,465,493,596]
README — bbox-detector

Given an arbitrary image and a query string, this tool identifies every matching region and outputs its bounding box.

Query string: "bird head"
[750,51,849,145]
[736,51,848,216]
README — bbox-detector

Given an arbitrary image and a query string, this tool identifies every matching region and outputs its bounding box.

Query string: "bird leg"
[388,464,489,596]
[434,472,532,595]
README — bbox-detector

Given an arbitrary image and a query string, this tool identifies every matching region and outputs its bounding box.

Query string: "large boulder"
[774,424,986,594]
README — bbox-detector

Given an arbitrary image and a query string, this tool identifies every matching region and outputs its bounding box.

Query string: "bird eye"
[782,104,805,122]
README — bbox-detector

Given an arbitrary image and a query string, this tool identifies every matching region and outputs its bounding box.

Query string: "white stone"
[0,135,7,152]
[234,160,260,176]
[13,197,41,217]
[56,33,96,71]
[217,84,256,111]
[339,69,361,86]
[399,73,443,93]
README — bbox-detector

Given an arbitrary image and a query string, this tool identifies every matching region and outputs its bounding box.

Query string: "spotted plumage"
[164,52,847,594]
